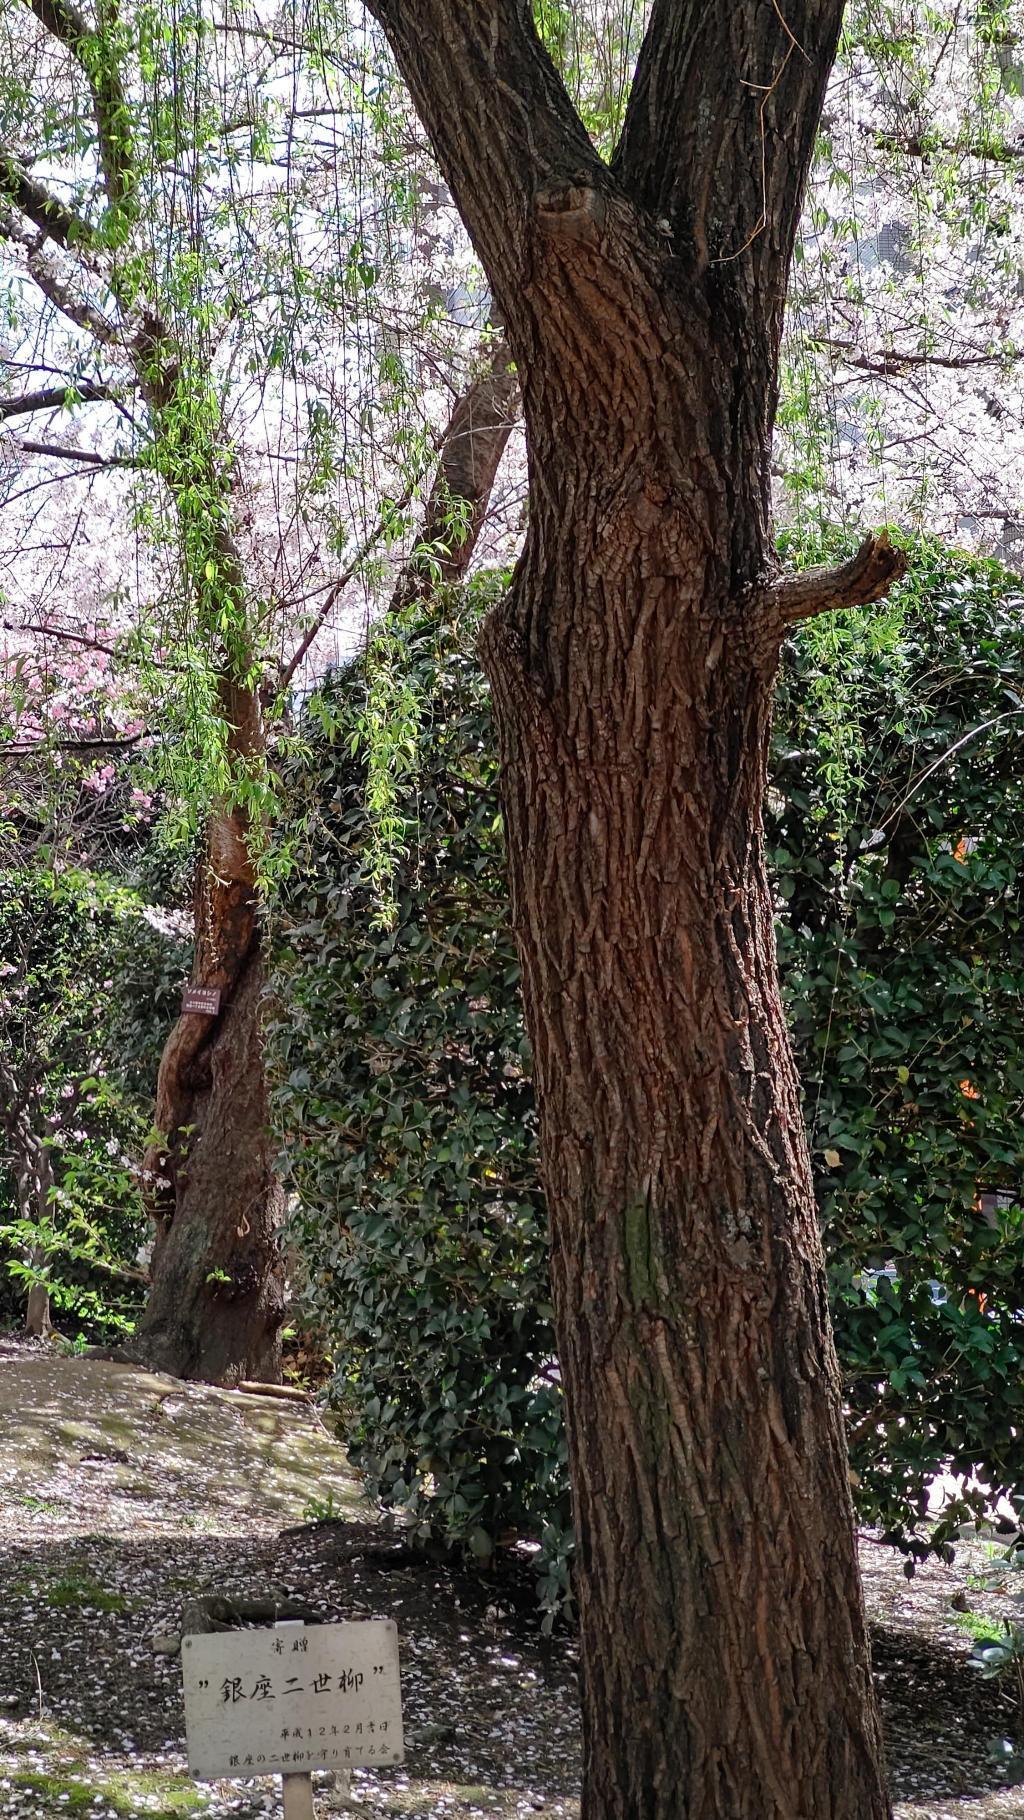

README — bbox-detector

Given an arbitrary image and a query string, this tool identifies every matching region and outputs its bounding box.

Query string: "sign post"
[181,1616,403,1816]
[276,1619,323,1820]
[281,1770,315,1820]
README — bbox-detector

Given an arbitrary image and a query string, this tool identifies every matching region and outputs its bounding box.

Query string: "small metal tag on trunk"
[182,986,222,1017]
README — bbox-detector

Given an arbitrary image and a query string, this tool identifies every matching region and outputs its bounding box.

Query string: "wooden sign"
[181,1619,403,1780]
[181,986,221,1017]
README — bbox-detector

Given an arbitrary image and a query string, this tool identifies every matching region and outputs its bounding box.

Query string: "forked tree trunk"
[366,3,905,1815]
[130,676,285,1383]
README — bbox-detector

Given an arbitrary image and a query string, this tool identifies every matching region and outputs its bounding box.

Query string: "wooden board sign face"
[182,1620,403,1780]
[181,986,221,1017]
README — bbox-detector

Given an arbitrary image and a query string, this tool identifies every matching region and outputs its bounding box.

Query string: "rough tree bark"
[363,5,906,1817]
[128,671,287,1384]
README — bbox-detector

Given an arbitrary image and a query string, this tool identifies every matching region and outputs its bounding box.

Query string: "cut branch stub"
[535,185,607,244]
[769,531,908,628]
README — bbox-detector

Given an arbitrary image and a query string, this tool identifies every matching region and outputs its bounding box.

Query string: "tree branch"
[11,436,122,465]
[2,618,118,656]
[870,127,1024,164]
[768,531,908,627]
[823,338,1004,377]
[0,206,116,341]
[390,339,520,614]
[0,733,143,756]
[612,1,845,290]
[25,0,136,215]
[363,0,601,303]
[0,381,124,421]
[0,148,97,250]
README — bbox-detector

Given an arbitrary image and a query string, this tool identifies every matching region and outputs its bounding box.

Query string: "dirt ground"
[0,1338,1021,1819]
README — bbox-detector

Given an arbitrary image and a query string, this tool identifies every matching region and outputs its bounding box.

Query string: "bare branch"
[10,436,124,465]
[2,618,118,656]
[0,148,97,251]
[0,381,124,421]
[768,531,908,628]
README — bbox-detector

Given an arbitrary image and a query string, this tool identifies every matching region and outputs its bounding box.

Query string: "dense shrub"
[271,585,571,1618]
[272,537,1024,1606]
[0,864,186,1338]
[773,530,1024,1548]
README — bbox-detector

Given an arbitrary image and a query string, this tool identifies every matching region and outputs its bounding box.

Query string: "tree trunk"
[364,3,906,1814]
[483,530,887,1814]
[477,336,897,1812]
[0,1057,54,1337]
[129,677,285,1384]
[132,930,284,1382]
[25,1248,52,1338]
[391,339,518,611]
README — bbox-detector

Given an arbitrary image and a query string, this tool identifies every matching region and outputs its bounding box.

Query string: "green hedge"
[271,584,572,1617]
[774,531,1024,1550]
[271,537,1024,1610]
[0,864,185,1337]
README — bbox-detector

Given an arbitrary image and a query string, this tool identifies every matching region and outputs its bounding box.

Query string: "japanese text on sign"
[181,986,222,1017]
[182,1620,403,1779]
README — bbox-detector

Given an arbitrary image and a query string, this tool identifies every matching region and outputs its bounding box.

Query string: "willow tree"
[0,0,288,1381]
[363,4,906,1815]
[1,0,509,1381]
